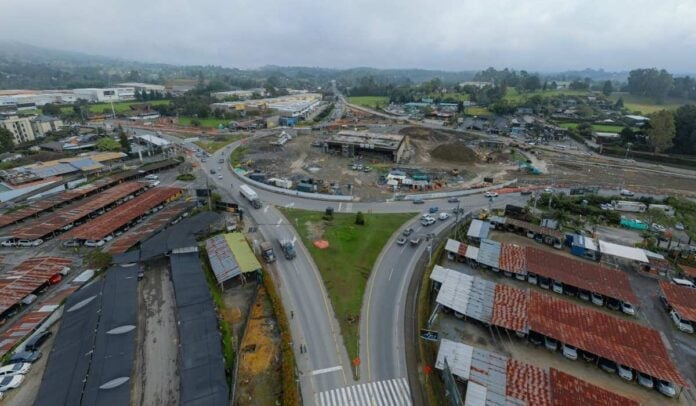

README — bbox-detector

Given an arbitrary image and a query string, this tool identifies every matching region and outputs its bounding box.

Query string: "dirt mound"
[431,143,479,163]
[399,126,449,142]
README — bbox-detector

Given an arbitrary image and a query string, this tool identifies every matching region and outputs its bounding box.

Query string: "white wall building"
[73,87,136,102]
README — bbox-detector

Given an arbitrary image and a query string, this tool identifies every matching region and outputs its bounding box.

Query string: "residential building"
[31,116,64,138]
[0,115,37,144]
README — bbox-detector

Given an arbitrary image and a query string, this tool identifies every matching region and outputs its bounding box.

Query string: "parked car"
[599,358,617,374]
[539,277,550,290]
[9,351,41,364]
[618,364,634,381]
[658,295,672,311]
[62,240,80,248]
[606,298,620,311]
[0,375,24,392]
[590,292,604,306]
[581,351,596,363]
[396,237,407,246]
[562,344,578,360]
[551,281,563,294]
[447,197,460,203]
[621,302,636,316]
[637,372,654,388]
[675,222,685,231]
[620,189,635,196]
[484,191,498,198]
[577,290,590,301]
[402,228,414,236]
[670,310,694,333]
[85,240,106,247]
[544,187,553,193]
[24,331,52,352]
[1,239,17,248]
[429,206,439,213]
[528,332,543,346]
[0,363,30,377]
[527,274,538,285]
[544,337,558,351]
[656,380,677,398]
[421,217,435,227]
[651,223,666,233]
[520,189,532,195]
[412,199,424,205]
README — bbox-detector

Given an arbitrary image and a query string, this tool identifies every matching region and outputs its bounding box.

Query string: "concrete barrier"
[230,167,355,202]
[402,179,518,200]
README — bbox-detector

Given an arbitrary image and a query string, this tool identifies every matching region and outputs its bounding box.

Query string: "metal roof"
[598,240,649,263]
[435,338,474,380]
[224,233,262,274]
[206,235,242,284]
[499,244,526,275]
[504,217,564,240]
[445,239,468,257]
[465,246,479,260]
[660,281,696,322]
[0,257,73,315]
[490,284,528,333]
[525,246,638,304]
[467,220,491,239]
[549,368,639,406]
[61,186,182,241]
[432,266,495,323]
[528,292,686,386]
[477,239,501,269]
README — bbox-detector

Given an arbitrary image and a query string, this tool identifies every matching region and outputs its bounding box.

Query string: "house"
[592,131,620,144]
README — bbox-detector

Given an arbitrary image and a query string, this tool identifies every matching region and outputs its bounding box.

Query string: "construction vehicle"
[260,241,276,263]
[278,239,297,260]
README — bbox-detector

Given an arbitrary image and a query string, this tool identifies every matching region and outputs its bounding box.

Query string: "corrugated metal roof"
[107,202,191,254]
[506,359,550,406]
[0,257,73,315]
[223,233,262,274]
[430,265,449,283]
[435,338,473,380]
[505,217,564,240]
[445,239,461,254]
[490,284,528,333]
[467,220,491,239]
[528,292,686,386]
[205,235,242,284]
[464,382,487,406]
[499,244,526,275]
[598,240,649,263]
[467,278,495,323]
[465,246,479,260]
[549,368,639,406]
[435,269,475,316]
[660,281,696,322]
[525,246,638,304]
[477,239,501,269]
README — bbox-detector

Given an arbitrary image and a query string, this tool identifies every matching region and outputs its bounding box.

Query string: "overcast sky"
[1,0,695,72]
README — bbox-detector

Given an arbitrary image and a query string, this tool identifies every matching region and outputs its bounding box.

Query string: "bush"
[355,211,365,225]
[85,250,112,269]
[176,173,196,181]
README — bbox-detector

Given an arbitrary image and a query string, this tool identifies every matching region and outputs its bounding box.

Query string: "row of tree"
[626,68,696,102]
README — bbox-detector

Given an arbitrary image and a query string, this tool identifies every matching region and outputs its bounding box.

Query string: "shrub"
[355,211,365,225]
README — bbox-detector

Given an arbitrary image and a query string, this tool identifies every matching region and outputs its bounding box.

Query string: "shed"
[467,219,491,244]
[477,239,501,270]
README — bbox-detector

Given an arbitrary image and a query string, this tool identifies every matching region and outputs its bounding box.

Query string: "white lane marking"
[310,365,343,376]
[284,202,295,208]
[276,219,282,228]
[388,266,396,281]
[264,205,269,213]
[338,202,343,212]
[291,236,297,244]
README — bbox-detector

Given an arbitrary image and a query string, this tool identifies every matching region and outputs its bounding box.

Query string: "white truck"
[239,184,262,209]
[611,200,646,213]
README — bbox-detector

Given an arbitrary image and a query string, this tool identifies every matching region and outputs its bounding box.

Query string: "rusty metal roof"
[660,281,696,322]
[9,182,147,240]
[106,201,192,254]
[549,368,639,406]
[505,217,564,240]
[499,244,527,275]
[61,186,183,241]
[525,246,638,304]
[528,292,686,386]
[491,284,528,333]
[681,265,696,279]
[506,359,550,406]
[0,257,73,315]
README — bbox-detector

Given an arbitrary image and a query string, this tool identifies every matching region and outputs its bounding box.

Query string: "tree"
[41,103,62,116]
[672,104,696,155]
[0,128,15,153]
[645,110,676,152]
[576,122,593,139]
[614,97,624,110]
[627,68,673,103]
[602,80,613,96]
[118,126,131,153]
[355,211,365,225]
[96,137,121,152]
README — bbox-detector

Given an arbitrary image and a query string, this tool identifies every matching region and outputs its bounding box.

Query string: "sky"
[1,0,695,72]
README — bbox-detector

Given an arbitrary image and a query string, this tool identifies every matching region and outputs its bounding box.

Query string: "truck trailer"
[239,184,262,209]
[611,200,646,213]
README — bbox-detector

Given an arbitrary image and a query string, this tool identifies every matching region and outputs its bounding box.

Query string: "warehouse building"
[323,130,407,163]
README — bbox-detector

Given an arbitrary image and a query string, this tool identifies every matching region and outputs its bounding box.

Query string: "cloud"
[0,0,694,71]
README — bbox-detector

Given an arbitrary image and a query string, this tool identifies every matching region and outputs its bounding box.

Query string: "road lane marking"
[310,365,343,376]
[264,205,269,213]
[388,266,396,281]
[284,202,295,208]
[315,378,412,406]
[276,219,282,228]
[338,203,343,212]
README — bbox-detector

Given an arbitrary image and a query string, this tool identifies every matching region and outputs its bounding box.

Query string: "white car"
[675,223,685,231]
[551,281,563,294]
[420,217,436,227]
[621,302,636,316]
[0,374,24,392]
[618,364,634,381]
[590,292,604,306]
[637,372,654,388]
[657,380,677,398]
[438,212,450,221]
[150,180,161,187]
[218,174,223,179]
[544,187,553,193]
[484,191,498,198]
[84,240,105,248]
[670,310,694,333]
[527,274,538,285]
[620,189,634,196]
[1,240,17,248]
[0,363,30,377]
[562,344,578,360]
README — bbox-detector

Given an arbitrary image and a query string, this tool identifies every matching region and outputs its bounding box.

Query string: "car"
[429,207,439,213]
[103,235,114,242]
[656,380,677,398]
[675,222,685,231]
[402,228,414,237]
[421,218,435,227]
[84,240,105,247]
[484,191,498,198]
[410,237,421,246]
[396,237,407,246]
[217,174,223,179]
[581,351,596,363]
[637,372,654,389]
[658,296,672,311]
[651,223,666,233]
[17,240,32,248]
[590,292,604,306]
[562,344,578,360]
[599,358,617,374]
[670,310,694,333]
[0,363,30,377]
[144,174,158,181]
[606,298,620,311]
[544,337,558,351]
[620,189,635,196]
[447,197,459,203]
[210,169,216,174]
[520,189,532,195]
[539,277,550,290]
[150,180,161,187]
[577,290,590,301]
[0,375,24,392]
[618,364,634,381]
[621,302,636,316]
[527,274,538,285]
[438,212,450,221]
[544,187,553,193]
[551,281,563,294]
[528,332,543,346]
[412,199,424,205]
[514,273,526,281]
[24,331,52,352]
[1,240,17,248]
[9,351,41,364]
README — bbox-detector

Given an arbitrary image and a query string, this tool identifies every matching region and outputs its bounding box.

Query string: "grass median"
[280,208,413,368]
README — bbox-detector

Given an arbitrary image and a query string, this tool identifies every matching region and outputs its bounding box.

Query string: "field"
[347,96,389,108]
[178,116,231,128]
[558,122,626,133]
[503,88,590,103]
[194,133,244,153]
[610,93,687,114]
[54,99,171,115]
[464,106,491,116]
[280,208,413,362]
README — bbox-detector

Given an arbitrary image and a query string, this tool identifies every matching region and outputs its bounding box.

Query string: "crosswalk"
[315,378,412,406]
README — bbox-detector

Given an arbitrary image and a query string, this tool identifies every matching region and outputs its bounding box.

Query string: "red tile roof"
[9,182,146,240]
[61,186,183,241]
[525,247,638,304]
[660,281,696,322]
[0,257,73,315]
[107,201,191,254]
[528,292,686,386]
[491,284,528,332]
[549,368,639,406]
[506,358,550,406]
[681,265,696,279]
[500,244,526,274]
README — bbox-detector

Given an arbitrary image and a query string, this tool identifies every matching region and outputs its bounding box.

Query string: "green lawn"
[194,133,243,153]
[503,88,590,103]
[347,96,389,109]
[558,122,626,133]
[464,106,491,116]
[178,116,231,129]
[279,208,414,365]
[54,99,171,115]
[609,94,687,115]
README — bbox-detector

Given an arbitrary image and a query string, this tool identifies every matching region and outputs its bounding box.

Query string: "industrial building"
[210,93,322,118]
[323,130,407,163]
[0,151,126,185]
[116,82,166,93]
[210,88,266,100]
[73,87,135,102]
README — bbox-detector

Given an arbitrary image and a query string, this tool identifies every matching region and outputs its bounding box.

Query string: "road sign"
[419,329,439,342]
[353,358,361,367]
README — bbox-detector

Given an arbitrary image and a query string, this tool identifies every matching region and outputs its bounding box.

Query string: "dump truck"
[278,239,297,260]
[239,184,262,209]
[260,241,276,263]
